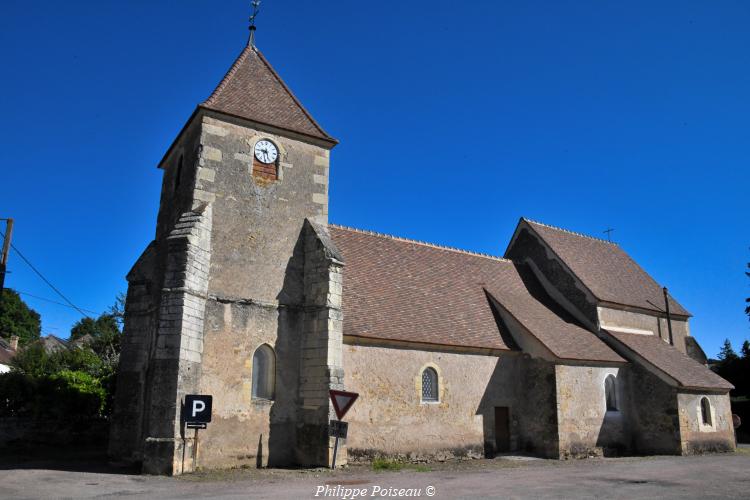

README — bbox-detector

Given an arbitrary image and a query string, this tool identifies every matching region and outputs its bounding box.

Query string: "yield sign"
[329,390,359,420]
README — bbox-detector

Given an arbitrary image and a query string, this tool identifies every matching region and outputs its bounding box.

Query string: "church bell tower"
[109,29,345,474]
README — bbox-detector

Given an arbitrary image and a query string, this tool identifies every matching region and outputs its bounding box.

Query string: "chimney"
[9,335,18,351]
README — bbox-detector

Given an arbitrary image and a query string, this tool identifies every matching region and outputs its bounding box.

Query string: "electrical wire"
[0,230,92,319]
[15,289,98,315]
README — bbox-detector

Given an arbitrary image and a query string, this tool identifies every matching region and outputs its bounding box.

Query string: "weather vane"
[603,228,614,242]
[248,0,261,47]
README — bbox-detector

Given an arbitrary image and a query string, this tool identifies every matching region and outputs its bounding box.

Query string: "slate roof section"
[329,225,623,363]
[518,219,690,316]
[606,330,732,391]
[200,45,336,145]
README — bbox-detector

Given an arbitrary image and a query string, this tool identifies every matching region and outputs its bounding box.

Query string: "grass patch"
[372,458,431,472]
[372,458,405,471]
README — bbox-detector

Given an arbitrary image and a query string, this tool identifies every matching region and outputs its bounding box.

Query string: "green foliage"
[718,339,739,362]
[6,294,125,419]
[0,370,106,419]
[372,458,406,471]
[714,338,750,399]
[11,342,107,379]
[0,289,41,346]
[70,312,121,371]
[10,343,64,377]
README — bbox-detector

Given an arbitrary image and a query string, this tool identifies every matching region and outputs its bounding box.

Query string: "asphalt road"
[1,451,749,499]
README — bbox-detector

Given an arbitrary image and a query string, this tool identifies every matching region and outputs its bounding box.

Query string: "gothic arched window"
[605,375,618,411]
[252,344,275,400]
[421,367,439,403]
[700,397,712,426]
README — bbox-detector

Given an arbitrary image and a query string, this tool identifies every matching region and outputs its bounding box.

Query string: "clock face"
[254,140,278,164]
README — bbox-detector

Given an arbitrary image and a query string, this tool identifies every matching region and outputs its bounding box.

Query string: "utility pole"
[0,218,13,295]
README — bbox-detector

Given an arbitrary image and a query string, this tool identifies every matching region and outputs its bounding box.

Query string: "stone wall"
[555,365,630,457]
[341,344,564,461]
[111,110,336,474]
[296,221,345,466]
[626,363,682,455]
[196,298,302,469]
[197,114,329,302]
[598,306,690,355]
[517,358,559,458]
[677,392,735,454]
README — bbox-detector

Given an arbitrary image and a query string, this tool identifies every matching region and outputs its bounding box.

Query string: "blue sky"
[1,1,748,357]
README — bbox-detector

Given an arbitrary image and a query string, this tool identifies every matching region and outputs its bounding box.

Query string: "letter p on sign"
[184,395,212,424]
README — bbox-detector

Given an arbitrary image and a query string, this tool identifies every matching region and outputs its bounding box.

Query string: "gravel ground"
[1,447,749,499]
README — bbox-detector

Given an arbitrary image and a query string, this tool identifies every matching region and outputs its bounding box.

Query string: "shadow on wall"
[476,357,514,458]
[590,372,630,457]
[266,230,306,467]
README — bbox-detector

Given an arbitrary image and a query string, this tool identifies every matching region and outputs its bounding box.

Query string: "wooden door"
[495,407,510,453]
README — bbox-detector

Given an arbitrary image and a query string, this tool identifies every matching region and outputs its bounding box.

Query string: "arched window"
[252,344,275,400]
[605,375,618,411]
[421,367,439,402]
[700,397,712,426]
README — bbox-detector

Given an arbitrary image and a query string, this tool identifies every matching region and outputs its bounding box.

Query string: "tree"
[108,292,125,330]
[742,340,750,360]
[718,339,739,362]
[0,289,41,345]
[746,261,750,321]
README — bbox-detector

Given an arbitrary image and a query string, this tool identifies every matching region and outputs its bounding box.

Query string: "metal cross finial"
[603,228,614,242]
[248,0,261,47]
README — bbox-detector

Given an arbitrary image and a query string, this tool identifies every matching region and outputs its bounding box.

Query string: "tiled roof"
[0,345,15,365]
[519,219,690,316]
[486,265,625,363]
[200,45,336,144]
[329,225,623,362]
[606,330,733,391]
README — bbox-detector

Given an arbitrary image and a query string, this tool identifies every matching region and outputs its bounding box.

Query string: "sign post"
[328,389,359,469]
[183,394,212,471]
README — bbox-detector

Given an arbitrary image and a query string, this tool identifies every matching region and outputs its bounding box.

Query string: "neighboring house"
[38,335,70,355]
[108,37,735,475]
[0,336,19,373]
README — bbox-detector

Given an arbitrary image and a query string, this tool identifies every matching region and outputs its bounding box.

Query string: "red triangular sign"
[329,390,359,420]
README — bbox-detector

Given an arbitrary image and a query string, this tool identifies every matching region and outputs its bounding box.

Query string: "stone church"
[109,39,735,475]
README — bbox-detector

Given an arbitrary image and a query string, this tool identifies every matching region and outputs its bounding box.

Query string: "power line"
[0,230,91,319]
[15,289,98,315]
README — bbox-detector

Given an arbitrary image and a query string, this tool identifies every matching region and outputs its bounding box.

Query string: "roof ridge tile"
[523,217,617,245]
[329,223,512,263]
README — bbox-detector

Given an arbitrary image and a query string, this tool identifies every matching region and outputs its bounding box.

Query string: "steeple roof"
[200,45,336,145]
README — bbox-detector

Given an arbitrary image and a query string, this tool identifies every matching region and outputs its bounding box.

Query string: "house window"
[252,344,275,400]
[700,397,712,426]
[605,374,618,411]
[421,367,439,403]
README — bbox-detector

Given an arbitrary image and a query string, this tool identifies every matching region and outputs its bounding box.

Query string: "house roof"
[0,344,15,365]
[605,330,732,391]
[200,45,336,145]
[329,225,623,363]
[39,335,69,354]
[514,219,690,316]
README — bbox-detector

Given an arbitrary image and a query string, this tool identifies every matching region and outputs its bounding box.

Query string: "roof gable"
[329,225,623,363]
[200,45,336,144]
[511,219,690,316]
